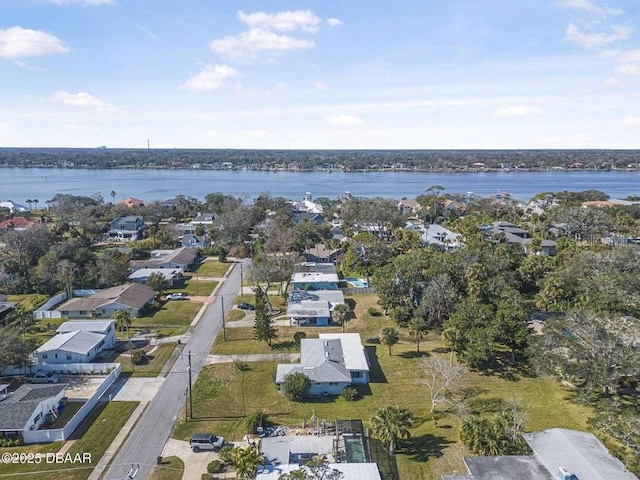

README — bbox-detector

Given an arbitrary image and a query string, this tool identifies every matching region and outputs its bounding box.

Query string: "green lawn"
[133,301,203,333]
[178,294,594,480]
[116,343,179,377]
[226,309,246,322]
[149,456,185,480]
[7,293,49,311]
[0,401,139,480]
[166,276,218,296]
[194,260,231,278]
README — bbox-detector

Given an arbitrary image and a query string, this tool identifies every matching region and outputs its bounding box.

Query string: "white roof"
[291,272,339,284]
[523,428,639,480]
[128,268,183,281]
[257,463,381,480]
[36,331,105,356]
[57,320,114,334]
[319,333,369,372]
[287,300,331,318]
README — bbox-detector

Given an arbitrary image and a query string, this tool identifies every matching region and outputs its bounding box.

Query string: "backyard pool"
[346,278,369,288]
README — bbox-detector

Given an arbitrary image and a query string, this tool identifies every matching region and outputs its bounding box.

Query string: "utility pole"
[239,262,243,296]
[186,350,194,419]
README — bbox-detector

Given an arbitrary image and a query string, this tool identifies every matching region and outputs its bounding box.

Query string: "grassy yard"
[149,456,185,480]
[7,293,49,311]
[194,260,231,278]
[165,276,218,297]
[177,294,594,480]
[0,401,139,480]
[116,343,179,377]
[132,301,203,336]
[226,309,246,322]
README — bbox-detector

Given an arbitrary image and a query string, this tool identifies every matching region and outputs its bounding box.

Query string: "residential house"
[0,384,67,443]
[397,198,421,215]
[107,215,144,242]
[56,320,117,348]
[128,267,183,286]
[442,428,639,480]
[292,212,324,226]
[35,330,110,365]
[0,217,37,232]
[287,290,345,327]
[55,283,155,318]
[118,197,145,208]
[303,243,342,264]
[293,262,337,275]
[276,333,369,396]
[292,193,324,214]
[483,221,556,256]
[291,272,339,291]
[129,247,199,272]
[0,201,30,214]
[190,212,217,226]
[257,420,381,480]
[181,234,210,248]
[422,224,462,251]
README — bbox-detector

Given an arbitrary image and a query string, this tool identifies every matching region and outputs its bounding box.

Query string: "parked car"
[189,433,225,452]
[29,372,61,384]
[237,303,255,310]
[167,293,188,300]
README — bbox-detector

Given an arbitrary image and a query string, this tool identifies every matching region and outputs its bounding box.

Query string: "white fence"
[33,292,67,319]
[3,362,120,376]
[23,364,121,444]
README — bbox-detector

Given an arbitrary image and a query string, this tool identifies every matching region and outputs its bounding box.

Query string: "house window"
[66,354,72,360]
[42,354,48,359]
[54,354,58,359]
[351,371,363,378]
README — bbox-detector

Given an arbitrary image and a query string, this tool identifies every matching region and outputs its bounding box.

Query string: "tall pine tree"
[253,286,278,347]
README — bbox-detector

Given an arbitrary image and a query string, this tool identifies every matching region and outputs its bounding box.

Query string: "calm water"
[1,168,639,203]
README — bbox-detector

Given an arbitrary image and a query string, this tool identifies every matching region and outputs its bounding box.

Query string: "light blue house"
[291,272,339,291]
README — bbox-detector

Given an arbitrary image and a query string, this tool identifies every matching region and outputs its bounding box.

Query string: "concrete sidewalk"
[204,353,300,365]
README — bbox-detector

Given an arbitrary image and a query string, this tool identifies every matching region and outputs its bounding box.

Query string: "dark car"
[237,302,255,310]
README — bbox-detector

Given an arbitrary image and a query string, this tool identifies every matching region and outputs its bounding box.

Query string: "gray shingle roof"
[276,339,351,384]
[0,384,67,431]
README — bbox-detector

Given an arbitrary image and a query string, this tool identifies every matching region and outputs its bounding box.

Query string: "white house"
[290,272,339,291]
[35,330,110,365]
[56,320,117,349]
[276,333,369,396]
[422,224,462,250]
[0,384,67,443]
[0,200,30,214]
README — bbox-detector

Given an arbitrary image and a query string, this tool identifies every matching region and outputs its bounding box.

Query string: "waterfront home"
[397,198,421,215]
[107,215,144,242]
[292,192,324,214]
[275,333,369,396]
[0,200,30,214]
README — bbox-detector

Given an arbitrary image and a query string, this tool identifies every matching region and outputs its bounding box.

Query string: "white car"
[167,293,187,300]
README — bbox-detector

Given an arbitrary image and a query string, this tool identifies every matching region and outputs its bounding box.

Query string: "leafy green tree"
[0,327,36,373]
[494,296,530,363]
[253,287,278,346]
[460,406,529,456]
[379,326,399,355]
[146,272,169,296]
[282,372,311,402]
[332,303,351,332]
[96,249,131,287]
[113,309,132,333]
[371,405,414,453]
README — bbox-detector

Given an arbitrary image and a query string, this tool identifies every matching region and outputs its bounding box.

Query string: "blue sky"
[1,0,640,149]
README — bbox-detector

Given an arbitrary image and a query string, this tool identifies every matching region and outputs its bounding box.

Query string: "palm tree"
[408,317,428,353]
[110,190,116,203]
[32,199,38,212]
[379,326,399,355]
[332,303,350,332]
[113,309,132,333]
[371,405,414,453]
[230,445,265,479]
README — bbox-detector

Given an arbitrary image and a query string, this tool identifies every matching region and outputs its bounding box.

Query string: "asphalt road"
[102,259,249,480]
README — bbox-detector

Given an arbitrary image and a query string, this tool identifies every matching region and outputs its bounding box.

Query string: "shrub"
[244,411,266,434]
[367,306,381,316]
[341,386,359,402]
[293,331,307,346]
[219,445,234,464]
[282,372,311,402]
[131,349,145,365]
[207,459,223,474]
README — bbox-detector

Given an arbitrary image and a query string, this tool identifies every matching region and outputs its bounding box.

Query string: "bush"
[367,307,381,316]
[207,459,223,474]
[293,331,307,346]
[282,372,311,402]
[244,411,267,434]
[341,386,359,402]
[219,445,234,464]
[131,349,145,365]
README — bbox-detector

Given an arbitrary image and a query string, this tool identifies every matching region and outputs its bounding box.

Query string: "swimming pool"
[346,278,369,288]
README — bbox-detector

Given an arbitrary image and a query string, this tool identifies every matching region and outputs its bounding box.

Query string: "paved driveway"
[162,438,240,479]
[108,376,164,402]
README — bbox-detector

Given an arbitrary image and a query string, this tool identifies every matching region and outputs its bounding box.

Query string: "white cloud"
[326,114,364,126]
[50,91,117,112]
[180,65,241,92]
[44,0,115,5]
[565,23,631,50]
[493,105,543,117]
[559,0,623,16]
[237,10,321,33]
[313,81,329,91]
[210,28,314,62]
[600,49,640,62]
[605,76,619,85]
[615,64,640,76]
[0,26,69,59]
[623,115,640,127]
[327,18,343,27]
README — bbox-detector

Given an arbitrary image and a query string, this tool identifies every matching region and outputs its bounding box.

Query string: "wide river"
[1,168,640,203]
